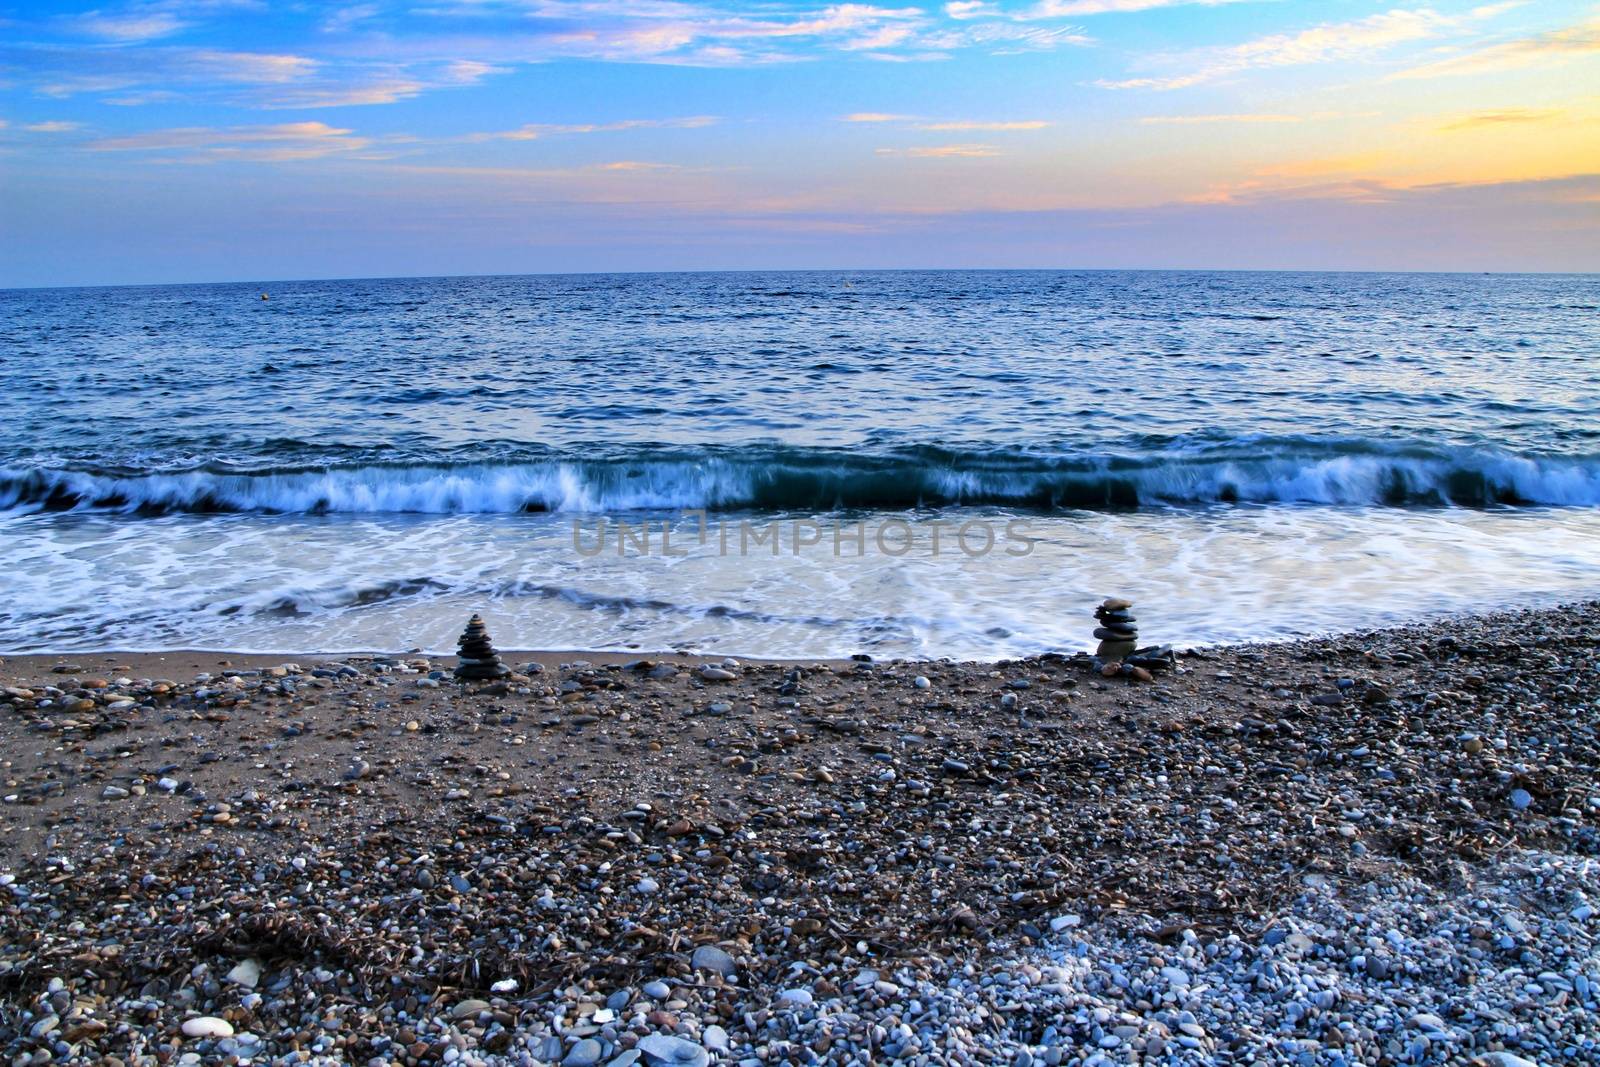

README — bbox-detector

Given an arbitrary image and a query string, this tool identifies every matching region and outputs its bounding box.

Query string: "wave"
[3,441,1599,515]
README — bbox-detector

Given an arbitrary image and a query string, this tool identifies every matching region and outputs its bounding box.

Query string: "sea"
[2,270,1598,659]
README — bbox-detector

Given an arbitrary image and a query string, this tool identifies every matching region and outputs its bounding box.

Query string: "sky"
[1,0,1597,285]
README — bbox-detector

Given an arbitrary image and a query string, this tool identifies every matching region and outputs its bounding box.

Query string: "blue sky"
[1,0,1597,285]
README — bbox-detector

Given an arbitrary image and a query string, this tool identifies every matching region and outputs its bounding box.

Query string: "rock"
[642,980,672,1000]
[1474,1055,1540,1067]
[647,664,679,680]
[778,988,814,1007]
[914,676,931,689]
[691,944,737,977]
[451,998,490,1020]
[637,1034,710,1067]
[454,614,511,681]
[607,1053,641,1067]
[565,1038,604,1067]
[101,785,129,800]
[1510,788,1533,811]
[698,666,737,682]
[181,1017,235,1039]
[225,958,262,988]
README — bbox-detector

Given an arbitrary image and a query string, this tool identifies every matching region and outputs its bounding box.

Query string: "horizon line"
[5,264,1593,293]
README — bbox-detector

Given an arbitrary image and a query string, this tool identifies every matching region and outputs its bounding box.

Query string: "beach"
[4,602,1598,1066]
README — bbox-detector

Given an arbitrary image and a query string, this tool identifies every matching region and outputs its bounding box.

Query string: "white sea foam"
[4,505,1600,659]
[3,444,1600,515]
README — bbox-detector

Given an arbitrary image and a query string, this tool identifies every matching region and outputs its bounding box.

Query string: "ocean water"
[2,270,1598,658]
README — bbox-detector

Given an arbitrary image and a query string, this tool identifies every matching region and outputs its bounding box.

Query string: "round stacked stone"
[1093,597,1138,662]
[454,613,511,681]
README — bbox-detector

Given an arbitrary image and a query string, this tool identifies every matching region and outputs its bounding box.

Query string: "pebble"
[691,944,737,977]
[4,604,1600,1067]
[565,1038,604,1067]
[180,1017,234,1039]
[225,958,262,989]
[451,998,490,1020]
[637,1035,709,1067]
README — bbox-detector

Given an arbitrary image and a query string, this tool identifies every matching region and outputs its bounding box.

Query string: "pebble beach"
[3,602,1599,1066]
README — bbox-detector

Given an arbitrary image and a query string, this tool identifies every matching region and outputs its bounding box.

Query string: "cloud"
[876,143,1000,157]
[442,60,508,84]
[597,160,680,171]
[486,115,719,140]
[926,21,1092,52]
[38,75,145,98]
[1255,151,1387,179]
[1139,112,1303,124]
[73,12,188,42]
[261,79,426,108]
[87,120,371,161]
[944,1,996,17]
[1026,0,1250,15]
[1436,107,1564,131]
[252,56,514,108]
[190,51,318,84]
[25,121,84,133]
[351,0,1073,67]
[843,23,919,50]
[846,115,1047,130]
[1391,15,1600,79]
[103,90,182,106]
[23,46,316,106]
[1096,8,1457,90]
[321,4,380,34]
[916,119,1048,130]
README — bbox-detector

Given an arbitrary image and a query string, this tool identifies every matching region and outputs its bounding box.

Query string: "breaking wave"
[3,441,1599,515]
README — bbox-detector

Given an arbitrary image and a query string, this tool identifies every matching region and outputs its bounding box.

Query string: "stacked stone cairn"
[1092,597,1176,679]
[454,613,511,682]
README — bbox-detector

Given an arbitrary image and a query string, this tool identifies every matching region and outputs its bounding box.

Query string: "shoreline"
[4,592,1599,669]
[3,600,1598,1065]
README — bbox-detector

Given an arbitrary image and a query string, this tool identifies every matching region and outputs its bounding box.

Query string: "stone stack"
[1093,597,1139,662]
[454,614,511,682]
